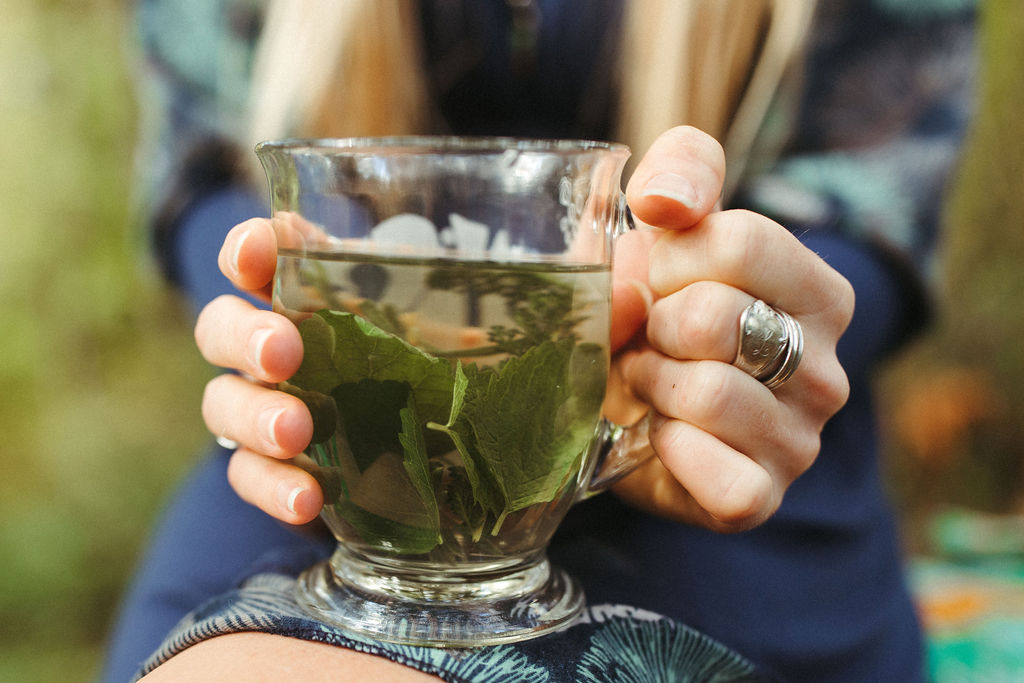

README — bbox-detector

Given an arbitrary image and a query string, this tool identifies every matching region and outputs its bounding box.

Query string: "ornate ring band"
[734,299,804,390]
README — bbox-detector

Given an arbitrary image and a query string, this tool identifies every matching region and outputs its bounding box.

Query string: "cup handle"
[580,194,657,495]
[585,413,656,493]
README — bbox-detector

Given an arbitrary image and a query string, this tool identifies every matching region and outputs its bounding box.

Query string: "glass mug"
[257,137,653,647]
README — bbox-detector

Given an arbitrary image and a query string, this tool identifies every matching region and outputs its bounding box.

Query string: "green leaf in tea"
[284,264,608,555]
[454,338,603,519]
[398,392,441,535]
[426,362,507,519]
[323,310,456,425]
[321,378,443,552]
[332,498,443,556]
[288,313,343,394]
[279,384,338,445]
[332,378,409,471]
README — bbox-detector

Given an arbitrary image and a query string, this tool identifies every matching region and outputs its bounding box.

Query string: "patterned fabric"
[135,572,769,682]
[134,0,265,203]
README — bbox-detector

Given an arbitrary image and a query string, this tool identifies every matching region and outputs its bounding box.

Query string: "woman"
[104,0,975,680]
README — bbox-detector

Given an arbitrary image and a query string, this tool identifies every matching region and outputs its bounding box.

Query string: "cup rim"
[254,135,630,157]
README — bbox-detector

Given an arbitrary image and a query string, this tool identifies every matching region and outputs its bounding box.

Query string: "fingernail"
[642,173,699,209]
[249,328,273,373]
[286,487,304,514]
[229,225,252,275]
[261,406,286,449]
[278,482,307,515]
[626,278,654,316]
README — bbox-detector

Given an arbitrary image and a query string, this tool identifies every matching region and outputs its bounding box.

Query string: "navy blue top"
[103,1,976,681]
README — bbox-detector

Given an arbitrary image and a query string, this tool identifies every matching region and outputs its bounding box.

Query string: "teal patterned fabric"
[736,0,976,278]
[134,572,768,682]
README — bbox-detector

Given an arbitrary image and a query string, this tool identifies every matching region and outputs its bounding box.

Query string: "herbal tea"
[275,249,610,565]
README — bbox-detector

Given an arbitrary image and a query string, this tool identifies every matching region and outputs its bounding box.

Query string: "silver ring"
[216,435,240,450]
[734,299,804,390]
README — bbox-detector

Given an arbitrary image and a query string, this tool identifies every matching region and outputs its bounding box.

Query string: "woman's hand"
[606,126,854,532]
[194,125,854,532]
[194,218,323,524]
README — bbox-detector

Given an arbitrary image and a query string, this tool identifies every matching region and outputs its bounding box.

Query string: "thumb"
[625,126,725,230]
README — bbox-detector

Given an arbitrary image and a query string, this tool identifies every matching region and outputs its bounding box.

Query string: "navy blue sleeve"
[802,231,906,379]
[100,447,332,683]
[172,186,268,316]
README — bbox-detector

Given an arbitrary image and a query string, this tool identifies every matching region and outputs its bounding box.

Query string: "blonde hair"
[248,0,816,195]
[249,0,429,142]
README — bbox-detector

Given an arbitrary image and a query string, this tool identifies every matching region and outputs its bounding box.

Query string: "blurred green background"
[1,1,1021,680]
[1,1,211,679]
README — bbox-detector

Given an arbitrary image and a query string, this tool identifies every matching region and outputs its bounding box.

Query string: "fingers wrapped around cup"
[611,202,853,531]
[195,244,323,525]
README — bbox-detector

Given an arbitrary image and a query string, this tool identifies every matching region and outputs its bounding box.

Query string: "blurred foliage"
[880,0,1024,531]
[0,1,1022,681]
[0,1,211,680]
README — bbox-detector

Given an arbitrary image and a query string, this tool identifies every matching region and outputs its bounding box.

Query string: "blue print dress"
[136,571,768,682]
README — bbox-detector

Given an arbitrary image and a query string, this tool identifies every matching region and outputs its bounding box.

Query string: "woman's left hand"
[606,126,854,533]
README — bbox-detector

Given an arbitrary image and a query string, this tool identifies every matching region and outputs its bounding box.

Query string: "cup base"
[295,546,584,647]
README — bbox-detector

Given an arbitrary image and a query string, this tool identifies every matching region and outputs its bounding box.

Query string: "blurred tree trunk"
[884,2,1024,517]
[940,0,1024,508]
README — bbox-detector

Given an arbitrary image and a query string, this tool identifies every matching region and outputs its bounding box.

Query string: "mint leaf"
[561,342,608,424]
[357,299,406,337]
[427,362,506,517]
[289,310,457,426]
[450,338,606,520]
[307,437,351,500]
[279,384,337,445]
[286,310,451,555]
[288,313,343,394]
[333,499,443,556]
[285,296,606,552]
[398,392,441,536]
[320,310,456,425]
[325,379,442,554]
[332,379,409,471]
[445,464,490,543]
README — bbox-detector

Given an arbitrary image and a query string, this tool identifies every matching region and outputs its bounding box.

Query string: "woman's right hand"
[195,217,324,525]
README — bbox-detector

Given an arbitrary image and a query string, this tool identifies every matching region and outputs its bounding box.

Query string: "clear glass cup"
[257,136,652,646]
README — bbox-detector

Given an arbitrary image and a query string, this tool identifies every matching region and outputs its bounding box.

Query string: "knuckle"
[803,354,851,419]
[828,361,852,412]
[709,465,776,530]
[686,284,732,352]
[818,266,856,332]
[787,430,822,481]
[674,362,734,425]
[647,233,684,295]
[650,283,728,358]
[707,210,765,283]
